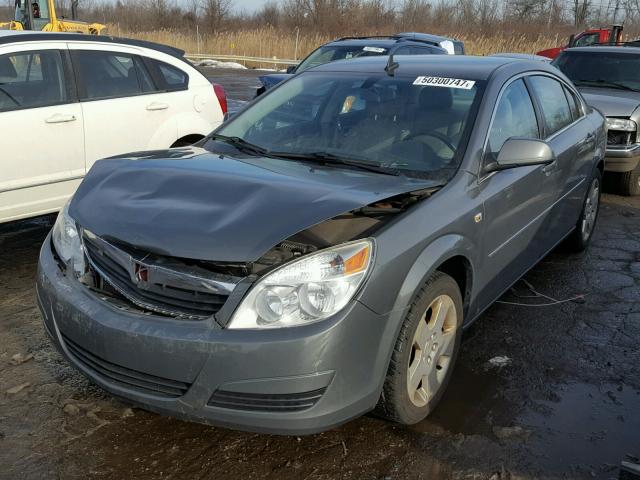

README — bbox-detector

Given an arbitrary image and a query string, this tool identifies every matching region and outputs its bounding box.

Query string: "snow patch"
[195,59,247,69]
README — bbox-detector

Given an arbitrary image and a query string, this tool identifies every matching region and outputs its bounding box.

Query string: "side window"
[487,79,539,157]
[563,85,582,120]
[411,46,441,55]
[393,46,412,56]
[151,60,189,91]
[75,50,156,100]
[573,33,599,47]
[528,76,573,136]
[0,50,67,112]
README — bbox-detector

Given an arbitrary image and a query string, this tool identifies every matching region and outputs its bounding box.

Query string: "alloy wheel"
[406,294,458,408]
[581,178,600,242]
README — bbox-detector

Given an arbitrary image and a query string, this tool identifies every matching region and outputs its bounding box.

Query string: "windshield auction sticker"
[413,76,476,89]
[363,46,386,53]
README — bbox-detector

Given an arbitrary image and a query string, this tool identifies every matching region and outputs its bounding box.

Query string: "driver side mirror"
[485,138,555,173]
[286,65,297,74]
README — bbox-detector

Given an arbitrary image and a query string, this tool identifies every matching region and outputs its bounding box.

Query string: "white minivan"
[0,31,226,223]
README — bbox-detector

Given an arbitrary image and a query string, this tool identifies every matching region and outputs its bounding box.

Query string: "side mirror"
[286,65,297,74]
[486,138,555,173]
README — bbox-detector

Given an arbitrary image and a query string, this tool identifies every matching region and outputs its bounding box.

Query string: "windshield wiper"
[574,79,639,92]
[269,151,400,176]
[208,133,271,156]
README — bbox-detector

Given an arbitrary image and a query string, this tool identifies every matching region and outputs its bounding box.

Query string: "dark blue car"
[256,32,464,96]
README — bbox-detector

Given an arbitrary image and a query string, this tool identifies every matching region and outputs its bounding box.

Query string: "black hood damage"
[70,147,440,263]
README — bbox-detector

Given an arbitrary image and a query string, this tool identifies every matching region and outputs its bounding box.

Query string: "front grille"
[82,232,236,319]
[608,129,635,146]
[208,388,326,412]
[62,334,191,398]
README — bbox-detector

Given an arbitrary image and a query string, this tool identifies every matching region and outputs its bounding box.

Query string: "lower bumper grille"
[62,334,191,398]
[208,388,326,412]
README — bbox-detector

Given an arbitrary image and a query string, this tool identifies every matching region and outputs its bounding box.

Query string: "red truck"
[537,24,624,59]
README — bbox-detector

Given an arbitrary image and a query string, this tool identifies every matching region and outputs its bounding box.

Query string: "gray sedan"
[37,55,605,434]
[554,46,640,195]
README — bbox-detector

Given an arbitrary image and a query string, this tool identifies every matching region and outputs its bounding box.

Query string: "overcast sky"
[233,0,271,13]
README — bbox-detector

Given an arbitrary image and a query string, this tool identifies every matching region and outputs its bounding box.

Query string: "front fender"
[390,234,475,316]
[359,233,476,318]
[354,233,477,403]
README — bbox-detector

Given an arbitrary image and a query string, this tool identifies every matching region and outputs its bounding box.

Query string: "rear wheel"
[376,272,463,425]
[619,164,640,196]
[565,169,601,252]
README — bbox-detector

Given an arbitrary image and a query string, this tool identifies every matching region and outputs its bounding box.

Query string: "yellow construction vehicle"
[0,0,105,34]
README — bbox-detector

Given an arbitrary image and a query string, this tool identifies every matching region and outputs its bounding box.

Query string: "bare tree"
[573,0,590,25]
[202,0,232,32]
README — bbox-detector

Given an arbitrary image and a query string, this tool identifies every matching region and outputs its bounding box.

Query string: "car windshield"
[554,51,640,92]
[209,72,483,180]
[296,45,389,72]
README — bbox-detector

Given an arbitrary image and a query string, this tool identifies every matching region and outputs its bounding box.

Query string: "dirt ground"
[1,71,639,479]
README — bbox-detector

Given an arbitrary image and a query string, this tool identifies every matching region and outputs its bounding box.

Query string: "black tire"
[375,271,463,425]
[565,168,602,252]
[619,164,640,196]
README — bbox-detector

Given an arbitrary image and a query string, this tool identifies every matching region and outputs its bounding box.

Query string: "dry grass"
[117,27,563,64]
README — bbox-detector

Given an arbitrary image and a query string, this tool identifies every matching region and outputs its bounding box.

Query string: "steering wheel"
[398,131,457,155]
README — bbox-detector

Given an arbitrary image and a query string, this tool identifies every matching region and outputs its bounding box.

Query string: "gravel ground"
[0,70,639,480]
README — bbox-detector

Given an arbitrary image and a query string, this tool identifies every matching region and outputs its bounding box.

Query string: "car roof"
[325,32,461,47]
[310,54,546,81]
[490,52,552,62]
[324,38,407,47]
[564,45,640,54]
[0,31,187,60]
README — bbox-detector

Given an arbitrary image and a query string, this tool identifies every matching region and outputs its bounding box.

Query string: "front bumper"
[37,235,392,435]
[605,144,640,172]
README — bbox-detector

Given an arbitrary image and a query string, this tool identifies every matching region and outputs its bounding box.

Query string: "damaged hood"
[70,147,437,262]
[579,87,640,117]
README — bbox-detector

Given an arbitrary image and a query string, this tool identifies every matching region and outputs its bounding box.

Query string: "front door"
[473,77,552,311]
[0,46,84,223]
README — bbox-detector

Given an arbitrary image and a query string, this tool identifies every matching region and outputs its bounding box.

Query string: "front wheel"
[565,169,601,252]
[375,271,463,425]
[619,164,640,196]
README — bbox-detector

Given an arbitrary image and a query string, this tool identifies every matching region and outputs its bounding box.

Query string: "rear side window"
[0,50,67,112]
[149,60,189,91]
[75,51,156,100]
[528,76,573,136]
[487,79,539,157]
[563,85,582,120]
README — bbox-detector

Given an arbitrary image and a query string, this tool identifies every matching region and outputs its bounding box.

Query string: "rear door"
[527,75,589,238]
[0,44,84,223]
[68,43,177,169]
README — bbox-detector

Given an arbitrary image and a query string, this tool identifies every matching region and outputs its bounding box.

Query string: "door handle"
[146,102,169,111]
[542,160,557,175]
[45,114,76,124]
[577,133,596,154]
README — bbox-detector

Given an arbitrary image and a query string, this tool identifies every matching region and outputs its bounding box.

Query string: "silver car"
[37,55,605,434]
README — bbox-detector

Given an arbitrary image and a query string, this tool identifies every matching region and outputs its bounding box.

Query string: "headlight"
[52,199,85,275]
[606,117,636,132]
[228,239,374,329]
